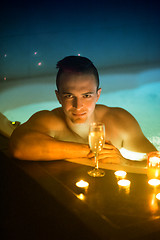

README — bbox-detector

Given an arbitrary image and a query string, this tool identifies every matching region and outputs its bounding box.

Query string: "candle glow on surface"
[148,179,160,186]
[76,180,89,188]
[77,193,85,200]
[150,193,159,213]
[114,170,127,178]
[147,168,160,180]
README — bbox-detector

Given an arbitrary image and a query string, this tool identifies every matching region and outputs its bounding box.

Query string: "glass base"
[88,168,105,177]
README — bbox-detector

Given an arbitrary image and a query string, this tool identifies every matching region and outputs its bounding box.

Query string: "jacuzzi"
[1,70,160,150]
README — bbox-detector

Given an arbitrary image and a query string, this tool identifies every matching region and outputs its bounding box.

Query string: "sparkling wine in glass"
[88,122,105,177]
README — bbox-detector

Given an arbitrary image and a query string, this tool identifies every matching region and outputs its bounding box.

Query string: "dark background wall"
[0,0,160,82]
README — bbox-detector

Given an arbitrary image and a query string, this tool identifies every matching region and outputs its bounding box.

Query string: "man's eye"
[64,95,73,99]
[83,94,92,98]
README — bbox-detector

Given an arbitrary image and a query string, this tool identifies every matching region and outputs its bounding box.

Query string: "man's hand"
[87,141,124,165]
[87,141,148,168]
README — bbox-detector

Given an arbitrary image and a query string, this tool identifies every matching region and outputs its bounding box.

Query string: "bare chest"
[49,127,88,144]
[105,125,123,149]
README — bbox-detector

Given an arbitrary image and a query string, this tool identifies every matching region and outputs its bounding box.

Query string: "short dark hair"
[56,56,99,91]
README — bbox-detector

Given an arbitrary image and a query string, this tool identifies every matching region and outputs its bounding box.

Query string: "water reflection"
[149,192,159,213]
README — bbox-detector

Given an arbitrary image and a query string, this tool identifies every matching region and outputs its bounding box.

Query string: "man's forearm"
[123,157,147,168]
[10,131,90,161]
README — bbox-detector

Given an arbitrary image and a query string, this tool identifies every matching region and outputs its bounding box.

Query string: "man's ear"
[96,88,101,102]
[55,90,62,104]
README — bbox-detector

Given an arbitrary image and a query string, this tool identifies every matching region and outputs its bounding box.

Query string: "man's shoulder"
[107,106,131,118]
[96,104,135,124]
[30,108,62,118]
[27,108,64,125]
[96,104,128,118]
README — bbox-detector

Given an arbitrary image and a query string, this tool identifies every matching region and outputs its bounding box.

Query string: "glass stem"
[95,152,99,170]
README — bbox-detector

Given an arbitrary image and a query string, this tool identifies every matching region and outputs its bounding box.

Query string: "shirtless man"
[10,56,156,164]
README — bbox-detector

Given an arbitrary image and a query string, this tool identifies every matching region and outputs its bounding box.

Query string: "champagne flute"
[88,122,105,177]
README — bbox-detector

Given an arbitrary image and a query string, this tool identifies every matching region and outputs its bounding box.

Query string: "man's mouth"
[72,112,86,117]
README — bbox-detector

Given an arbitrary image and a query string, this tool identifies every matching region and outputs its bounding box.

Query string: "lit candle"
[118,179,131,194]
[76,180,89,189]
[114,170,127,179]
[76,180,89,194]
[148,179,160,187]
[148,152,160,167]
[149,157,160,167]
[148,152,160,180]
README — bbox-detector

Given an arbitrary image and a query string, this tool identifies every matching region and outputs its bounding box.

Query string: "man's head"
[55,56,101,124]
[56,56,99,91]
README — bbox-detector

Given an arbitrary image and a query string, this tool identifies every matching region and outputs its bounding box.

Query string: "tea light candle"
[118,179,131,187]
[118,179,131,194]
[149,157,160,167]
[76,180,89,189]
[148,152,160,180]
[148,152,160,167]
[114,170,127,179]
[148,179,160,187]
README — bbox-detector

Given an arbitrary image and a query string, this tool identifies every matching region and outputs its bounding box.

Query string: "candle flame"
[148,179,160,186]
[76,180,89,188]
[114,170,127,178]
[118,179,131,187]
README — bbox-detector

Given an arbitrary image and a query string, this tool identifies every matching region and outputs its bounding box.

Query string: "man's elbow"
[10,144,23,160]
[9,137,24,160]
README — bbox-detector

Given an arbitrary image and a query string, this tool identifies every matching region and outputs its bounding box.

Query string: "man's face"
[55,72,101,124]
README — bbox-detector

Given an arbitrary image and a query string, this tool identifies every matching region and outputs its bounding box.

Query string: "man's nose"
[73,97,83,109]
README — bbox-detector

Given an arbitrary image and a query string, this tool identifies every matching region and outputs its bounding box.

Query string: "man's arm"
[88,139,156,168]
[88,108,157,166]
[10,111,90,161]
[121,109,157,154]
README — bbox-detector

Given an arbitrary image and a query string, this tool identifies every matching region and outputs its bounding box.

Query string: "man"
[10,56,156,164]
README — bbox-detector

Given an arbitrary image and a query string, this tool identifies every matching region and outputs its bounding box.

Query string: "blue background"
[0,0,160,81]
